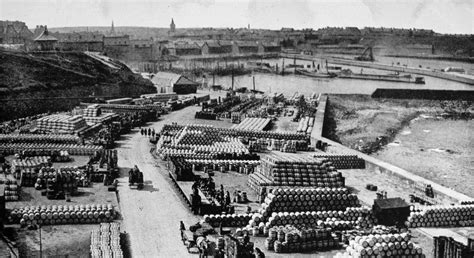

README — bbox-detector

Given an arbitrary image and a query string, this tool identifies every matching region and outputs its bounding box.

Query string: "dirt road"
[115,107,204,258]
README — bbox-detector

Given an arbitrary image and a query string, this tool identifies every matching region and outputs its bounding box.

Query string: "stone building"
[33,26,57,51]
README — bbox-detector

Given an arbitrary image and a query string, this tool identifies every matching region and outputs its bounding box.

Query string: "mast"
[294,56,296,73]
[231,68,234,91]
[212,73,215,86]
[325,59,329,74]
[253,76,256,91]
[282,59,285,76]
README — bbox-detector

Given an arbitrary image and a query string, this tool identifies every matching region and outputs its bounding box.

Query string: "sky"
[1,0,472,34]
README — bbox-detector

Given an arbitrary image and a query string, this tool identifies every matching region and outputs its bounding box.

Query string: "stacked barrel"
[202,213,254,228]
[263,207,374,232]
[36,114,88,134]
[406,204,474,228]
[8,204,118,225]
[187,159,259,174]
[297,116,315,134]
[12,156,50,173]
[0,134,80,144]
[258,188,359,219]
[3,179,20,201]
[344,233,424,258]
[0,143,102,156]
[90,222,123,258]
[265,225,338,253]
[255,153,345,188]
[313,154,365,169]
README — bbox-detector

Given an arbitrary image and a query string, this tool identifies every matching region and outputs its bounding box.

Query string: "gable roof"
[234,41,258,47]
[34,27,58,42]
[151,72,199,88]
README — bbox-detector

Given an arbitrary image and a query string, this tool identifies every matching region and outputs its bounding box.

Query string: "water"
[211,69,472,97]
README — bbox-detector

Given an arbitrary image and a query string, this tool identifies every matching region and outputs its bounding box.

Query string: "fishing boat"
[337,69,425,84]
[295,69,337,78]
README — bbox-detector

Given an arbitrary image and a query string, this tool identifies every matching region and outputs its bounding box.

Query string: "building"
[0,20,33,44]
[33,26,58,51]
[151,72,198,94]
[167,42,201,56]
[200,40,233,55]
[55,32,104,51]
[258,41,282,53]
[103,35,130,59]
[232,41,259,54]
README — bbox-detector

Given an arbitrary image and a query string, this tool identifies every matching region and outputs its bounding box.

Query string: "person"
[180,221,186,231]
[140,128,144,135]
[254,247,265,258]
[225,191,231,206]
[147,128,152,136]
[152,128,155,137]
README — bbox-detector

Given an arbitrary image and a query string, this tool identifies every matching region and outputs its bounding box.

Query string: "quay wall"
[311,96,473,204]
[372,88,474,100]
[281,54,474,85]
[311,94,327,138]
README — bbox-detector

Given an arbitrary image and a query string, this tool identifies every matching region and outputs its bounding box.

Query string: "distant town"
[1,19,472,67]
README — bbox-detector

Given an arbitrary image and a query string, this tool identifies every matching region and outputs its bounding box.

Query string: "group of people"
[140,127,155,137]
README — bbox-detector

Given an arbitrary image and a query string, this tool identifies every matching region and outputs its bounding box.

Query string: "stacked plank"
[345,233,424,258]
[256,153,345,187]
[406,204,474,228]
[36,115,88,133]
[202,213,254,227]
[232,118,271,131]
[0,143,102,156]
[265,225,338,253]
[91,222,123,258]
[313,154,365,169]
[8,204,118,225]
[0,134,80,144]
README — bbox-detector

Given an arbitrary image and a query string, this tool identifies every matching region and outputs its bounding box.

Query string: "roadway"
[115,107,201,258]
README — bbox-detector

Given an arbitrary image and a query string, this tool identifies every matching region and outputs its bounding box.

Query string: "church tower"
[110,20,116,36]
[170,18,176,33]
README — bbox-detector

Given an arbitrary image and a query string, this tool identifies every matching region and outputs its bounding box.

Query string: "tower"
[170,18,175,33]
[110,20,116,36]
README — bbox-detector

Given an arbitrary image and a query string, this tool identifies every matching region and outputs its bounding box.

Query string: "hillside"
[0,50,156,121]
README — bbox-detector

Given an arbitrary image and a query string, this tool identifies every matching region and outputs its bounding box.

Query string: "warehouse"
[232,41,259,54]
[151,71,198,95]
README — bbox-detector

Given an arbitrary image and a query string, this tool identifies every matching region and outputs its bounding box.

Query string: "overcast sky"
[1,0,472,34]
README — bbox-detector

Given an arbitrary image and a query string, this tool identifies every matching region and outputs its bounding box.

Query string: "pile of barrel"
[248,139,269,152]
[36,167,83,197]
[265,225,338,253]
[344,233,424,258]
[20,168,40,187]
[247,172,273,194]
[264,206,374,231]
[202,213,254,228]
[12,156,50,173]
[297,116,315,134]
[257,153,345,187]
[188,159,259,174]
[313,154,365,169]
[3,179,20,201]
[195,111,217,120]
[0,143,102,156]
[0,133,80,144]
[90,222,123,258]
[270,139,308,152]
[8,204,118,225]
[280,141,297,153]
[406,204,474,228]
[259,188,360,218]
[167,157,194,181]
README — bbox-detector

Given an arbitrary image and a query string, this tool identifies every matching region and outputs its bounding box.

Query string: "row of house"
[166,40,282,56]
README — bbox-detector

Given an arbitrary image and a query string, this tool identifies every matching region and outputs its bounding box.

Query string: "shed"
[34,26,57,51]
[151,72,198,94]
[373,197,410,226]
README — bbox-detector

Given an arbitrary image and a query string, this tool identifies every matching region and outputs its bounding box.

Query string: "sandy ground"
[374,118,474,198]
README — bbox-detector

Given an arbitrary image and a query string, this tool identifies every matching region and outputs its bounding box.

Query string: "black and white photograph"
[0,0,472,257]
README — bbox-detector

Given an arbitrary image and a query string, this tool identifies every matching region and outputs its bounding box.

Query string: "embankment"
[0,50,156,121]
[372,88,474,101]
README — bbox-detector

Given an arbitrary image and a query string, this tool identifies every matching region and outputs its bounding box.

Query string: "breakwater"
[372,88,474,100]
[281,53,474,85]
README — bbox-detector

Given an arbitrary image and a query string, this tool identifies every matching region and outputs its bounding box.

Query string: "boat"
[295,69,337,78]
[337,69,425,84]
